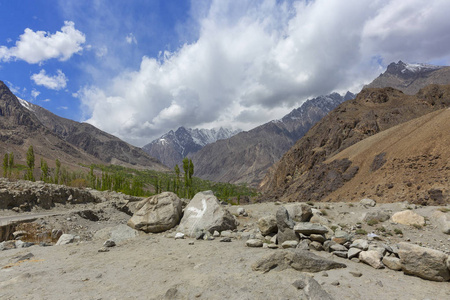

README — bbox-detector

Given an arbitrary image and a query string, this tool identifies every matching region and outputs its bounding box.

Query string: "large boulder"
[285,203,313,222]
[177,191,237,237]
[252,249,346,273]
[56,234,76,246]
[391,210,425,227]
[127,192,182,233]
[359,250,384,269]
[398,242,450,282]
[361,210,390,223]
[276,206,299,244]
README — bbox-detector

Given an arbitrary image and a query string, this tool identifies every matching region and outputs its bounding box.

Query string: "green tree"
[55,159,61,184]
[25,145,35,181]
[182,158,195,198]
[174,164,180,194]
[3,153,8,177]
[40,158,49,182]
[8,152,14,177]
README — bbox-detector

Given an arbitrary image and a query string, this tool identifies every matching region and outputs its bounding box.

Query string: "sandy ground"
[1,201,450,300]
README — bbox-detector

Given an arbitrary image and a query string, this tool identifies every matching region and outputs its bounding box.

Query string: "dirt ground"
[1,200,450,300]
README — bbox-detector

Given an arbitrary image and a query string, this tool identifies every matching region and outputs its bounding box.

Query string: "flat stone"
[360,198,376,207]
[282,240,299,248]
[333,251,348,258]
[330,243,347,252]
[294,223,328,235]
[246,239,263,248]
[391,210,425,227]
[349,271,362,277]
[103,239,116,247]
[348,248,362,259]
[220,237,232,242]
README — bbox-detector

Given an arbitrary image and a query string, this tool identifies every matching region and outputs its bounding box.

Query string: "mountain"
[0,81,101,168]
[188,92,355,186]
[260,84,450,202]
[0,80,168,172]
[365,60,450,94]
[321,108,449,205]
[142,127,240,169]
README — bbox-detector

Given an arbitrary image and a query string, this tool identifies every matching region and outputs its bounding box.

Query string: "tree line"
[2,146,257,201]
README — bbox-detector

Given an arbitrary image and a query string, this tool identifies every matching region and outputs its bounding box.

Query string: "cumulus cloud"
[79,0,450,146]
[126,33,137,45]
[31,89,40,99]
[0,21,85,64]
[31,69,68,90]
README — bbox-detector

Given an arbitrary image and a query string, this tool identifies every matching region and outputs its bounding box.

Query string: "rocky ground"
[1,185,450,299]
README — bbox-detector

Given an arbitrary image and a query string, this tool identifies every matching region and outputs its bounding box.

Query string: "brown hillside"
[323,108,450,204]
[260,84,450,202]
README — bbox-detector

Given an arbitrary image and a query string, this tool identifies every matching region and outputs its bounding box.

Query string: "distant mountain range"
[0,80,168,172]
[188,92,355,186]
[142,127,240,169]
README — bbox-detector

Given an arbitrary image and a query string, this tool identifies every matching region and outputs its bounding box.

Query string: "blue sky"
[1,0,450,146]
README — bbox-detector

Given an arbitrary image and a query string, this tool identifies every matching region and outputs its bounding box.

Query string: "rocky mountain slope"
[365,61,450,94]
[16,93,167,171]
[0,81,168,172]
[260,84,450,202]
[189,92,354,186]
[322,108,450,204]
[142,127,239,169]
[0,81,102,169]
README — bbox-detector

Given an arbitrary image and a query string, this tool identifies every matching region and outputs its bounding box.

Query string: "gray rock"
[333,230,352,244]
[350,239,369,250]
[51,229,63,240]
[213,231,220,237]
[330,243,347,252]
[362,210,390,223]
[257,215,278,236]
[285,203,313,222]
[309,241,323,251]
[174,232,185,239]
[292,279,306,290]
[294,223,328,235]
[398,242,450,282]
[382,256,402,271]
[360,198,376,207]
[252,249,346,273]
[433,210,450,235]
[110,224,139,243]
[323,240,336,252]
[177,191,238,237]
[305,276,336,300]
[349,271,362,277]
[268,243,279,249]
[282,240,299,248]
[359,250,384,269]
[56,234,75,246]
[127,192,183,233]
[347,248,362,259]
[297,240,311,251]
[333,251,348,258]
[220,230,233,238]
[220,237,231,242]
[246,239,263,248]
[98,247,109,253]
[310,234,326,243]
[276,206,299,244]
[103,240,116,247]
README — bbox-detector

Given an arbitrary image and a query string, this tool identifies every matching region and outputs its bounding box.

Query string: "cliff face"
[260,85,450,203]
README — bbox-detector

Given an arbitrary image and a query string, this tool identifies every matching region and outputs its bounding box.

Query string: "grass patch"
[330,225,338,232]
[412,224,423,230]
[355,229,367,235]
[366,219,379,226]
[348,203,354,207]
[394,228,403,235]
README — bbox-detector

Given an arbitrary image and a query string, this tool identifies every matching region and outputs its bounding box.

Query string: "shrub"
[366,219,379,226]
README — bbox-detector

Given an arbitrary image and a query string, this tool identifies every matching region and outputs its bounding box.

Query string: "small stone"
[98,247,109,252]
[310,234,326,243]
[350,258,360,263]
[382,256,402,271]
[349,271,362,277]
[333,251,348,258]
[174,232,185,240]
[348,248,362,259]
[309,241,324,251]
[282,240,299,248]
[359,250,384,269]
[360,198,376,207]
[268,244,279,249]
[331,280,340,286]
[220,237,232,242]
[213,231,220,237]
[237,208,246,215]
[322,272,329,277]
[246,239,263,247]
[296,240,310,250]
[188,241,194,245]
[103,240,116,247]
[330,243,347,252]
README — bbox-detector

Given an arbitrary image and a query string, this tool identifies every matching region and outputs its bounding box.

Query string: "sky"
[1,0,450,147]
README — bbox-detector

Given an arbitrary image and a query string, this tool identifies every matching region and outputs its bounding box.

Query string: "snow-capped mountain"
[365,60,449,94]
[142,127,240,168]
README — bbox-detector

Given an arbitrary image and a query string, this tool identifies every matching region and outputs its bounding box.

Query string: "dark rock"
[276,206,299,244]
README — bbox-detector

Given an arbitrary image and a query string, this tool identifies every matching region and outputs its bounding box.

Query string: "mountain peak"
[385,60,443,77]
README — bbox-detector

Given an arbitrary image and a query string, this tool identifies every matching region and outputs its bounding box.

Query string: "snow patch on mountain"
[18,98,35,112]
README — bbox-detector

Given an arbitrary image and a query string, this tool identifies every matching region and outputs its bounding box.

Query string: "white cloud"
[79,0,450,147]
[31,89,40,99]
[0,21,85,64]
[126,33,137,45]
[31,69,68,90]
